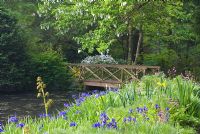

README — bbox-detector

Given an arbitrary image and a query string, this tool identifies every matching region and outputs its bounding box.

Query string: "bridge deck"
[83,80,121,88]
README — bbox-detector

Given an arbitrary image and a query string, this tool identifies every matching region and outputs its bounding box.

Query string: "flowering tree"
[38,1,193,65]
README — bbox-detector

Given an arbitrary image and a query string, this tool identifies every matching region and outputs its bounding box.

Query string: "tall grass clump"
[176,76,195,107]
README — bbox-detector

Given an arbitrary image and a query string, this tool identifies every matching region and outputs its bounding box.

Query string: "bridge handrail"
[66,63,160,70]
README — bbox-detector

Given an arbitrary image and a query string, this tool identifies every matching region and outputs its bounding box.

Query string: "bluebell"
[64,103,70,108]
[92,122,101,128]
[8,116,18,123]
[129,108,133,114]
[155,104,160,109]
[59,111,67,117]
[70,122,77,127]
[16,123,25,128]
[0,127,4,133]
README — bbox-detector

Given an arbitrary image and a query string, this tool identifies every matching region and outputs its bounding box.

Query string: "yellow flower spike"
[157,82,167,88]
[36,76,53,115]
[162,82,166,88]
[157,82,162,86]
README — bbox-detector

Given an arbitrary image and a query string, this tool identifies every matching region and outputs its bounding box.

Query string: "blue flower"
[16,123,25,128]
[70,122,77,127]
[127,116,132,122]
[9,116,18,123]
[39,114,51,118]
[76,102,81,106]
[129,108,133,114]
[81,92,90,97]
[58,111,67,117]
[95,94,100,98]
[0,127,4,133]
[101,120,107,126]
[92,90,98,94]
[143,106,148,111]
[107,118,117,129]
[165,107,169,111]
[0,122,2,127]
[79,97,85,102]
[92,122,101,128]
[123,117,136,123]
[109,88,119,92]
[155,104,160,109]
[72,95,77,99]
[64,103,70,108]
[132,118,136,122]
[136,107,143,113]
[100,112,109,126]
[100,91,106,96]
[123,118,127,122]
[100,112,109,121]
[76,97,85,106]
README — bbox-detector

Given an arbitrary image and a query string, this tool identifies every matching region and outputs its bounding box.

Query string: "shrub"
[143,49,178,71]
[81,54,118,64]
[0,7,29,91]
[30,49,72,90]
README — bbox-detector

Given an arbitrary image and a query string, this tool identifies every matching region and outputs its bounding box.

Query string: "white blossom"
[121,2,127,6]
[81,54,118,64]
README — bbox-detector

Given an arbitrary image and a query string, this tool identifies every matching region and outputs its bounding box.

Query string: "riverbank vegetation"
[0,75,200,133]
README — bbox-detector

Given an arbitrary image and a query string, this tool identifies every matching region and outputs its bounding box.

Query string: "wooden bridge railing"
[67,63,160,88]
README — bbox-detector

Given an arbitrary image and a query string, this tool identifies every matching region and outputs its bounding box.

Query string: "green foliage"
[143,49,178,70]
[38,1,173,53]
[189,44,200,81]
[176,76,194,107]
[30,49,72,90]
[0,7,29,91]
[193,5,200,36]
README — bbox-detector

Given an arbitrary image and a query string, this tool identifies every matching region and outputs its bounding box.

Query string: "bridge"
[67,63,160,88]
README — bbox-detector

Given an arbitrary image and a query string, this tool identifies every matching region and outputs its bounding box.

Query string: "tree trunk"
[128,25,133,64]
[134,30,142,65]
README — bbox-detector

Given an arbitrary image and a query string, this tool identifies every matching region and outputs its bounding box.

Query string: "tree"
[0,7,29,91]
[38,0,200,80]
[38,1,185,64]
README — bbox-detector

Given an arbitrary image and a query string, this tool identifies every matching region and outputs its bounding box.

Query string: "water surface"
[0,90,80,123]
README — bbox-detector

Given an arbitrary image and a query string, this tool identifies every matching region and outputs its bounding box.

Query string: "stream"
[0,90,82,124]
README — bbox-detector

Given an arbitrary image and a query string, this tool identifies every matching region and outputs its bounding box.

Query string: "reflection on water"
[0,90,80,123]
